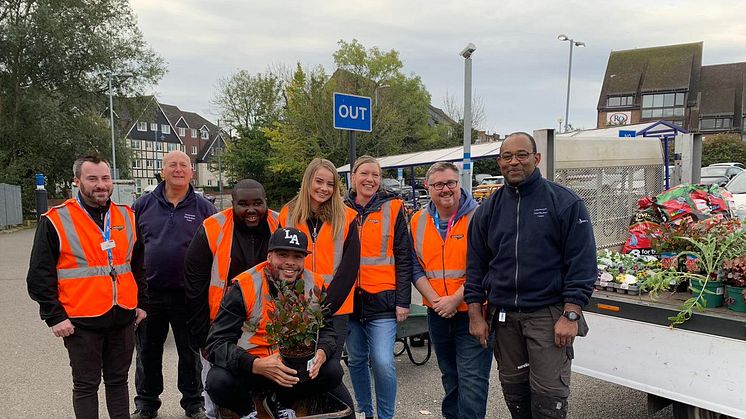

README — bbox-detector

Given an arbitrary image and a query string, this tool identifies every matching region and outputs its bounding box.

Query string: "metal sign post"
[333,93,372,186]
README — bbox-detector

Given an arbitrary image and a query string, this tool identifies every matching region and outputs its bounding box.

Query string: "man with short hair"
[131,150,216,419]
[466,132,597,419]
[205,227,342,418]
[27,154,147,418]
[184,179,279,417]
[410,161,492,419]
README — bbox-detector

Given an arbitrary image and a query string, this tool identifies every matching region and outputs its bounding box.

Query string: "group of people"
[27,131,597,419]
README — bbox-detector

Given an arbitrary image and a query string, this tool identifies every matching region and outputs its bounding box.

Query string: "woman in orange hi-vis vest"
[278,157,359,417]
[343,155,412,419]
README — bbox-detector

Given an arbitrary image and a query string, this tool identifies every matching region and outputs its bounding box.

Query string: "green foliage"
[0,0,164,213]
[265,277,327,355]
[702,134,746,166]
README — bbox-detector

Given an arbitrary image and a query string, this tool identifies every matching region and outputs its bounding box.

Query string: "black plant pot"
[281,350,315,383]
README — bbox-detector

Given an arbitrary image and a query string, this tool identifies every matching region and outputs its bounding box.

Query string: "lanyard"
[432,210,457,237]
[75,195,113,266]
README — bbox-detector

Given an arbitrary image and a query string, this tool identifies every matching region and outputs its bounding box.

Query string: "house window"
[133,160,141,168]
[641,92,686,119]
[146,160,153,168]
[137,121,147,131]
[130,140,140,149]
[192,163,196,171]
[192,145,198,155]
[155,160,162,169]
[161,124,170,134]
[148,178,154,185]
[179,127,186,137]
[207,179,213,186]
[700,117,733,130]
[168,143,177,151]
[201,129,209,140]
[144,141,152,150]
[155,142,163,151]
[606,95,634,107]
[150,123,158,131]
[191,128,198,138]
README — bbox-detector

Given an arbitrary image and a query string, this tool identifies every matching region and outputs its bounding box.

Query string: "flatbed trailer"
[574,290,746,418]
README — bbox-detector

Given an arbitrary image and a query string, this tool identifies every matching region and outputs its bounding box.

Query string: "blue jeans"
[428,310,493,419]
[346,317,397,419]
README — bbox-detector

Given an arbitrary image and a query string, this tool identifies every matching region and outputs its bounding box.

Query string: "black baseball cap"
[268,227,311,255]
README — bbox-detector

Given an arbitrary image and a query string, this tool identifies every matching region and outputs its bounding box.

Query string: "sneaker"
[262,393,296,419]
[186,407,209,419]
[242,411,258,419]
[130,410,158,419]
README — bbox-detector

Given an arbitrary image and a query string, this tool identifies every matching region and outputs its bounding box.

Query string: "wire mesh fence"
[555,165,663,249]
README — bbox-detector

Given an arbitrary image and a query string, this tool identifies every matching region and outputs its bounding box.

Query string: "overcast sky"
[130,0,746,136]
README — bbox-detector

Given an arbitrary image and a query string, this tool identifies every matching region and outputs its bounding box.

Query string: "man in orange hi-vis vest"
[27,154,147,419]
[204,227,342,419]
[184,179,279,418]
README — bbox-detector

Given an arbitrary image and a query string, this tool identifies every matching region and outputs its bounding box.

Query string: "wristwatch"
[562,310,580,321]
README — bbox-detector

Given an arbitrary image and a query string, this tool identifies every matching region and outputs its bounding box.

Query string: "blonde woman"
[344,156,412,419]
[279,158,359,417]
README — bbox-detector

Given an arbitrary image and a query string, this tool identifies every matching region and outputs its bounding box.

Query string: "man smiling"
[184,179,279,418]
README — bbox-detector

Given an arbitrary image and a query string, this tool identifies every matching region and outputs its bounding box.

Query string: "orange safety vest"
[234,261,325,357]
[355,199,402,294]
[278,204,358,315]
[410,207,475,312]
[204,208,280,321]
[45,199,138,318]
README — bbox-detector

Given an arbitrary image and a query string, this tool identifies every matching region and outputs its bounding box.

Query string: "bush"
[702,134,746,166]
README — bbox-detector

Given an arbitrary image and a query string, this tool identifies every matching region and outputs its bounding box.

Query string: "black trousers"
[330,315,356,419]
[135,289,203,413]
[206,359,344,416]
[63,322,135,419]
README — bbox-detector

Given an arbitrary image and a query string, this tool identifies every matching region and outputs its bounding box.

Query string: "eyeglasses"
[498,151,535,162]
[429,180,459,190]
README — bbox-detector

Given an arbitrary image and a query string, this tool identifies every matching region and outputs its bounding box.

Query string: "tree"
[442,90,487,130]
[702,134,746,166]
[0,0,165,211]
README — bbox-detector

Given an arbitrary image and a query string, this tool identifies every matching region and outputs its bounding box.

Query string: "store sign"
[607,111,631,126]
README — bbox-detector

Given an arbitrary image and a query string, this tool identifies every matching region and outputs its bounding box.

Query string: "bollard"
[34,173,47,221]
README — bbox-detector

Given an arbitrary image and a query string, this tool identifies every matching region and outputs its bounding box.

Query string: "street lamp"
[558,34,585,133]
[460,42,476,193]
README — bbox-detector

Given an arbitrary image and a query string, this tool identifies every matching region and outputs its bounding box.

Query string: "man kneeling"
[205,227,342,418]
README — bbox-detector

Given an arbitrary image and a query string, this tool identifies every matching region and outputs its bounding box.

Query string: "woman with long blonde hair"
[343,155,412,419]
[279,158,359,416]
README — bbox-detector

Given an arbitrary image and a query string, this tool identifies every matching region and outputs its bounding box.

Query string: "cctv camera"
[460,43,476,58]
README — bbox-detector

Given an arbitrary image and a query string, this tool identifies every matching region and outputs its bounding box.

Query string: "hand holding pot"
[308,349,327,379]
[252,353,299,387]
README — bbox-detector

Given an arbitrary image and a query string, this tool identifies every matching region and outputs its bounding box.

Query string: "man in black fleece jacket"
[465,132,596,419]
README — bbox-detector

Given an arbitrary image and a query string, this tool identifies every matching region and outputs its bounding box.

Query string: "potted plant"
[265,278,328,382]
[722,255,746,312]
[641,219,745,325]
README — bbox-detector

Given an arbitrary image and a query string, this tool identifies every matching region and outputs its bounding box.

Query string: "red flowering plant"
[721,256,746,288]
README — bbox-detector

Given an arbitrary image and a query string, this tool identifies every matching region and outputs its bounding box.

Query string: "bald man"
[132,150,216,419]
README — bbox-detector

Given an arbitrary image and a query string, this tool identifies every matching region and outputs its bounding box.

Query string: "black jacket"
[345,190,412,321]
[205,275,336,377]
[184,212,274,350]
[464,169,597,311]
[26,197,147,330]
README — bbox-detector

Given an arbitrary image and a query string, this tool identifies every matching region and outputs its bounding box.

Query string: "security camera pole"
[460,43,476,194]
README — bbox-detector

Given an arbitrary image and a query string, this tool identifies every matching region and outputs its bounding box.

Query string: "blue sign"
[619,130,637,138]
[334,92,372,132]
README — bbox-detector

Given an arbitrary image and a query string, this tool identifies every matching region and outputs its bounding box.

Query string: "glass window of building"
[161,124,170,134]
[150,123,158,131]
[137,121,147,131]
[179,127,186,137]
[641,92,686,119]
[606,95,634,107]
[191,128,198,138]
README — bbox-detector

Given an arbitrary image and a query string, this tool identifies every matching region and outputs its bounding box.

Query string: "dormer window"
[137,122,147,131]
[201,129,209,140]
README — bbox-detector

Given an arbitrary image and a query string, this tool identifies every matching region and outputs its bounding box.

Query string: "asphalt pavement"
[0,227,672,418]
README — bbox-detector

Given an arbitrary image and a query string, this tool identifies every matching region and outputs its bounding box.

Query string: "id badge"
[498,309,507,323]
[101,240,116,251]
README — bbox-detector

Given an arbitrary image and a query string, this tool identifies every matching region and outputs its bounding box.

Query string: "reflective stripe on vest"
[411,208,475,311]
[237,263,321,355]
[47,199,137,317]
[359,200,396,266]
[356,199,401,293]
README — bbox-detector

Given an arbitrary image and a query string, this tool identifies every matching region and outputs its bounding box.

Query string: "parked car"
[725,170,746,220]
[709,162,745,169]
[382,178,413,200]
[473,176,505,202]
[700,166,743,186]
[414,188,430,209]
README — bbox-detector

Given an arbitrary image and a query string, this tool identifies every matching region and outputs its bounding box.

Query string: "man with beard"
[131,151,216,419]
[27,154,147,418]
[184,179,279,417]
[465,132,596,419]
[204,227,342,419]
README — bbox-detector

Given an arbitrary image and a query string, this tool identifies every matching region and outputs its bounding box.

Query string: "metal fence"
[555,165,663,250]
[0,183,23,229]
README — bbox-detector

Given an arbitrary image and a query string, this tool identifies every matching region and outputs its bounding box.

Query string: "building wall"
[196,162,229,189]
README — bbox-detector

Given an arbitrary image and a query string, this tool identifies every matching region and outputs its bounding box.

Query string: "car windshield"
[482,178,503,185]
[701,167,728,177]
[727,172,746,194]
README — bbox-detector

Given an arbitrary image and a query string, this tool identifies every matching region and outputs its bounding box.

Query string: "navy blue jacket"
[464,169,596,311]
[133,183,216,291]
